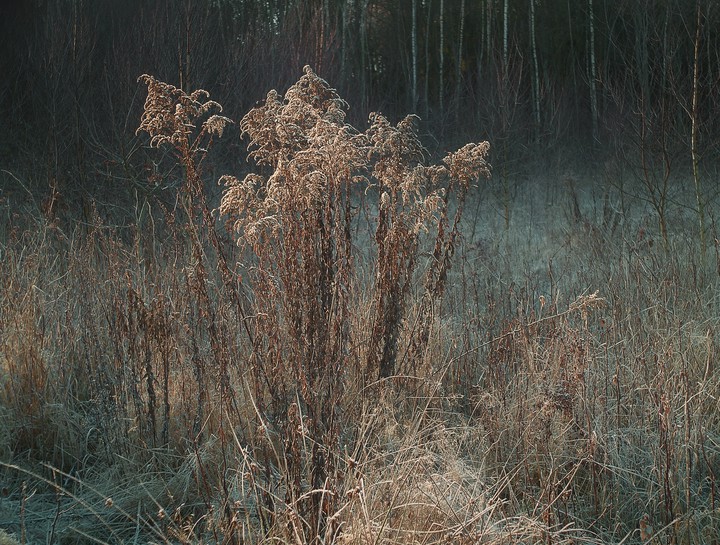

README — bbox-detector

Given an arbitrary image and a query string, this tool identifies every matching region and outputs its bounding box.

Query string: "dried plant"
[217,66,491,542]
[137,74,231,158]
[219,67,364,542]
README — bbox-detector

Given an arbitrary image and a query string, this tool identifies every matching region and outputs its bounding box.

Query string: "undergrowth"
[0,68,718,545]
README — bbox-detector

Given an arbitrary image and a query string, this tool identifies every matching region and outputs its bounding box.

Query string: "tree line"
[0,0,717,203]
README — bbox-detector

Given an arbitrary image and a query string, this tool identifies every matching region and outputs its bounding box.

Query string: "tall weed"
[137,66,490,542]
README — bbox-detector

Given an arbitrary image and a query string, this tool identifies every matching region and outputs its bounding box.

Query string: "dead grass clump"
[451,188,720,543]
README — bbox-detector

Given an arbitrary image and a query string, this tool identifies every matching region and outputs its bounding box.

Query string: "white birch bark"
[691,2,705,258]
[530,0,540,130]
[588,0,598,142]
[424,0,432,117]
[439,0,444,115]
[457,0,465,84]
[412,0,418,109]
[503,0,509,71]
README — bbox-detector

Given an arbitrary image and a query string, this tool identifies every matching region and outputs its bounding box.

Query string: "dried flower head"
[223,66,366,249]
[568,290,604,314]
[443,141,492,188]
[137,74,231,151]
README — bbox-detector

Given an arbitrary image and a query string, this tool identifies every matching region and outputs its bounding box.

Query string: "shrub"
[138,65,491,543]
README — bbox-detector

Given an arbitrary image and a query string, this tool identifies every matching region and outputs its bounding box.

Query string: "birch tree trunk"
[359,0,369,113]
[456,0,465,123]
[503,0,509,71]
[412,0,418,109]
[439,0,445,116]
[340,0,348,78]
[691,1,705,260]
[588,0,598,142]
[530,0,540,133]
[486,0,492,70]
[424,0,432,118]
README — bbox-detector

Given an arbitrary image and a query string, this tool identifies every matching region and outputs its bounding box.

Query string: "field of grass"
[1,69,719,545]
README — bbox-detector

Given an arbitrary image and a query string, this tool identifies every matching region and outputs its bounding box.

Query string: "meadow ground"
[0,73,719,545]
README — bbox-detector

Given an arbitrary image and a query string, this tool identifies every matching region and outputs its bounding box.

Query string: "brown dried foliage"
[217,66,490,541]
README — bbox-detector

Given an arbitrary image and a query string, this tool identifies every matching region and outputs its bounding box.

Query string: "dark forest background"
[0,0,719,216]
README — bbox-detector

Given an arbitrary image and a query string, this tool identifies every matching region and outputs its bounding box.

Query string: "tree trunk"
[691,1,705,261]
[412,0,418,109]
[439,0,445,116]
[424,0,432,118]
[503,0,509,71]
[359,0,369,113]
[456,0,465,124]
[588,0,598,143]
[530,0,540,134]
